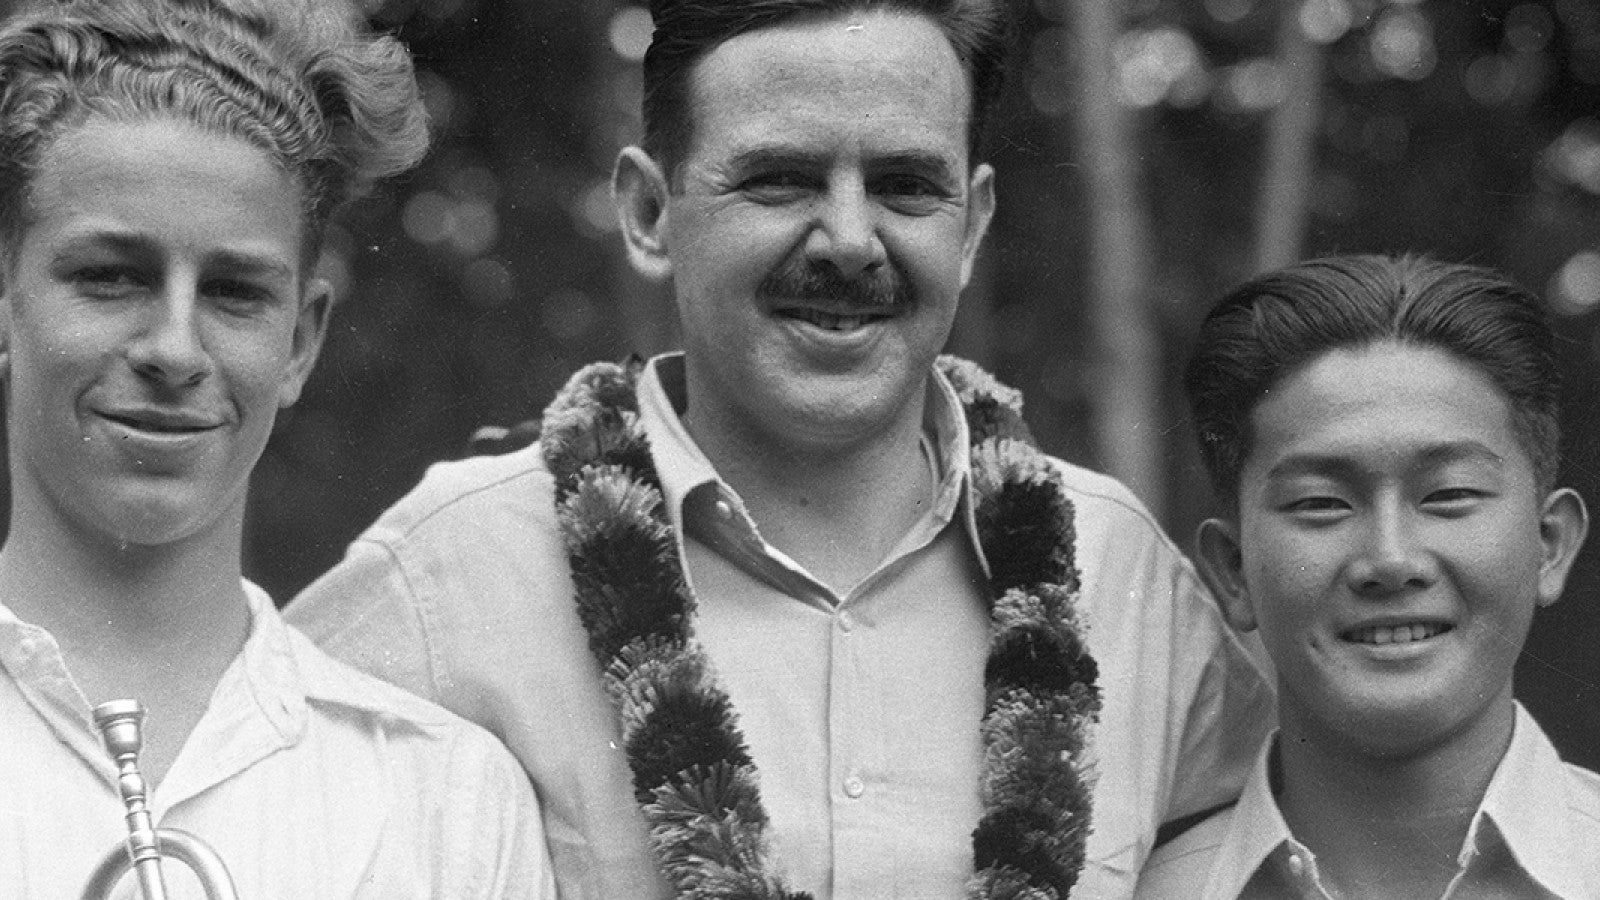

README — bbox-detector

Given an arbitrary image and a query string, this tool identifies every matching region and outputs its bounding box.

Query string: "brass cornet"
[81,700,241,900]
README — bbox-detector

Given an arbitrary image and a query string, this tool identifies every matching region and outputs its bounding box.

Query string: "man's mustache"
[757,258,912,309]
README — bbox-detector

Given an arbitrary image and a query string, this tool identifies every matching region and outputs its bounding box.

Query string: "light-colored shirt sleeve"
[1051,463,1275,897]
[289,534,440,704]
[288,448,675,900]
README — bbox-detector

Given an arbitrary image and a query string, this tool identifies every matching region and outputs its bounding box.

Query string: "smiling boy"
[1136,255,1600,898]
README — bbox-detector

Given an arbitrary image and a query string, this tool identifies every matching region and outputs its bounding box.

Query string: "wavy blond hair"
[0,0,429,258]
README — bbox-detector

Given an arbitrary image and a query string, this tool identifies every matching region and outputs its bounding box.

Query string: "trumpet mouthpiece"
[92,699,147,759]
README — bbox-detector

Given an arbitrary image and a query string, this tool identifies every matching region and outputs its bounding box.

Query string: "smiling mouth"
[101,413,215,435]
[1342,622,1453,645]
[779,308,892,331]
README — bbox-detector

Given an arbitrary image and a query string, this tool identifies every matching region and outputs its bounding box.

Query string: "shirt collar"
[1466,703,1590,897]
[0,583,449,802]
[1206,705,1589,900]
[636,351,976,561]
[636,352,724,537]
[1202,734,1302,900]
[0,598,104,769]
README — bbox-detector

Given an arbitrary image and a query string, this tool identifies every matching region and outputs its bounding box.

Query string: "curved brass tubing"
[81,700,241,900]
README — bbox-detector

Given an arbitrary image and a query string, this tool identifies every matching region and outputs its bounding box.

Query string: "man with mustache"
[288,1,1273,898]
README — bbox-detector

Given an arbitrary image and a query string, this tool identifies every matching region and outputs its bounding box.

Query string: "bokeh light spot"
[1218,58,1285,112]
[609,6,653,63]
[1545,119,1600,194]
[1300,0,1354,45]
[1369,7,1437,81]
[402,191,454,245]
[1205,0,1254,25]
[1113,27,1206,108]
[1551,251,1600,316]
[575,180,619,236]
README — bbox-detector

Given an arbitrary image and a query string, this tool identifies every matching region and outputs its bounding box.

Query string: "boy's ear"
[613,145,673,282]
[276,277,333,409]
[1536,487,1589,608]
[1195,518,1257,632]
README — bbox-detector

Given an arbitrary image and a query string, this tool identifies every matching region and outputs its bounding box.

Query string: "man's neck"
[683,386,936,595]
[1274,702,1515,898]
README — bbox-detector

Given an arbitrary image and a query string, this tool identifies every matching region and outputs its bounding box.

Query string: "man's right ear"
[613,146,673,282]
[1195,518,1257,632]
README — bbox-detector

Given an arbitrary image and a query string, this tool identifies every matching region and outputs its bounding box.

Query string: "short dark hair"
[640,0,1011,178]
[1186,254,1561,502]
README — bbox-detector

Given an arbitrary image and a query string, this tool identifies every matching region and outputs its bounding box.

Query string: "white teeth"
[1347,623,1447,645]
[788,309,877,331]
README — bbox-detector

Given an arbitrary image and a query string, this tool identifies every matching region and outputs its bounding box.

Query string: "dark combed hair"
[641,0,1011,177]
[1186,253,1562,501]
[0,0,429,259]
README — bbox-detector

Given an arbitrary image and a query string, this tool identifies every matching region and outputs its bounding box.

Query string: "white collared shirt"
[1135,703,1600,900]
[0,582,554,899]
[289,352,1275,900]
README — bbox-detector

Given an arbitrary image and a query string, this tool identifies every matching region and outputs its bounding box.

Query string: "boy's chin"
[1290,688,1517,763]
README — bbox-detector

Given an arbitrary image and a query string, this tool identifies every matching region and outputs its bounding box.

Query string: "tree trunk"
[1255,5,1326,273]
[1061,0,1166,516]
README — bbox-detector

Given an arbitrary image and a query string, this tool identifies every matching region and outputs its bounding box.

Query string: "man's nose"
[127,284,211,388]
[804,186,886,279]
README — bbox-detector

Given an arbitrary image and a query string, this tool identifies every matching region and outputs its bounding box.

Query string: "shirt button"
[1287,852,1305,878]
[837,612,853,634]
[714,499,734,521]
[843,775,865,798]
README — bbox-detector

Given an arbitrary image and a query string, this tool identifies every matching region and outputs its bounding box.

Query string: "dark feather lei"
[538,355,1102,899]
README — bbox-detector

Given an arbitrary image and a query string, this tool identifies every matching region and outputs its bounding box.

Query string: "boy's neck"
[1274,699,1517,899]
[0,505,252,785]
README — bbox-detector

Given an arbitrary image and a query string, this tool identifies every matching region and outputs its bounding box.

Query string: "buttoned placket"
[643,355,986,898]
[1277,840,1336,900]
[678,450,959,898]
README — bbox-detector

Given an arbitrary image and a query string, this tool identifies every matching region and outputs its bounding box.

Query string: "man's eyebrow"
[208,249,296,282]
[867,151,960,182]
[722,147,960,180]
[1265,440,1506,480]
[724,146,830,172]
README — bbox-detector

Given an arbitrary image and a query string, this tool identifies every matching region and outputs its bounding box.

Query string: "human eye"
[1420,486,1491,516]
[202,277,280,315]
[871,173,952,215]
[1283,495,1351,518]
[738,170,816,204]
[1273,481,1354,523]
[72,264,147,299]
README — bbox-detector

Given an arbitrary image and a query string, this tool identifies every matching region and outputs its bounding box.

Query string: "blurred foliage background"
[4,0,1598,765]
[268,0,1600,770]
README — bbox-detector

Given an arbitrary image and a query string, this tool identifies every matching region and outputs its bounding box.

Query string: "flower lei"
[538,356,1102,899]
